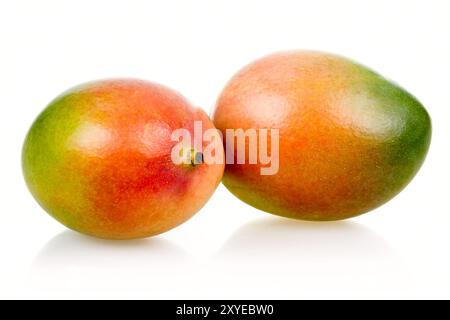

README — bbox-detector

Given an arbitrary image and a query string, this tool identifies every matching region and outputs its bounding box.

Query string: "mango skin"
[23,79,224,239]
[213,51,431,221]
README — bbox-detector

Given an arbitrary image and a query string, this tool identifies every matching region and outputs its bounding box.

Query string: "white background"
[0,0,449,300]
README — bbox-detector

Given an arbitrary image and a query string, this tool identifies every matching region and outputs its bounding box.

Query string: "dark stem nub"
[193,151,204,166]
[185,148,203,167]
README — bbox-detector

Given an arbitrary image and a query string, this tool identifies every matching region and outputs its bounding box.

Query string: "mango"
[213,51,431,221]
[23,79,224,239]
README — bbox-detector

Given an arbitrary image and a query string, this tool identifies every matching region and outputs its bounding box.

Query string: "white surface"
[0,0,449,299]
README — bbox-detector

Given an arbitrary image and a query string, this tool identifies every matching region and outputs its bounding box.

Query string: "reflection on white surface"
[213,217,413,299]
[219,217,392,258]
[30,231,191,297]
[29,219,414,299]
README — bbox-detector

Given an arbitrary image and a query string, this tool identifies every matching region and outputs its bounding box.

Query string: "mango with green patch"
[213,51,431,221]
[23,79,224,239]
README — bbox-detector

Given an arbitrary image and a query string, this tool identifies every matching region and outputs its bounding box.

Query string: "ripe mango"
[23,79,224,239]
[213,51,431,221]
